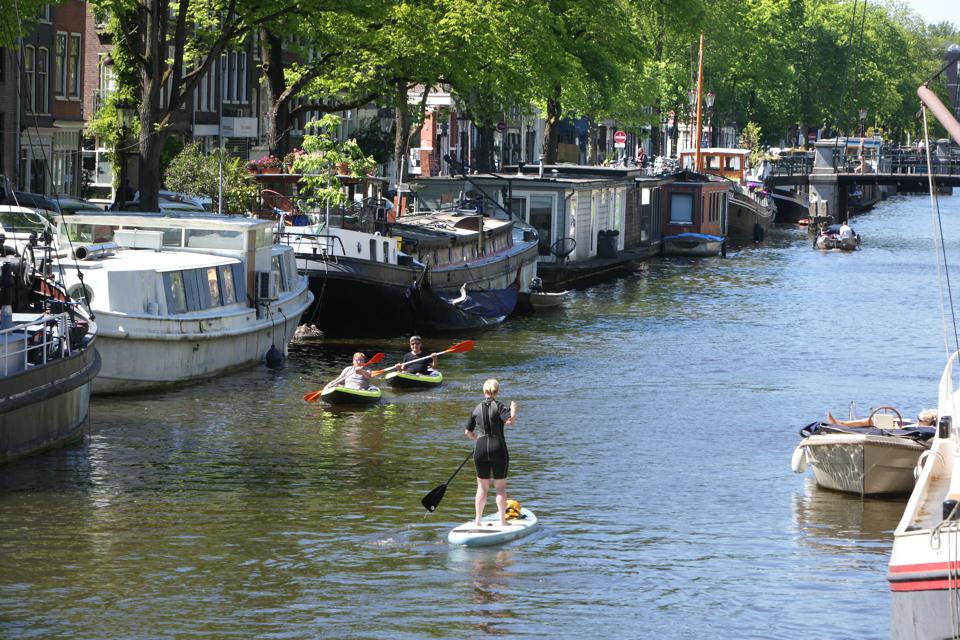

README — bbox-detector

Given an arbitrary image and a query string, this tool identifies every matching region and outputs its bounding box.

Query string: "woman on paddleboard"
[464,379,517,526]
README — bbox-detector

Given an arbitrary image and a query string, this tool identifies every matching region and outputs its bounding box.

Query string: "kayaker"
[331,352,372,390]
[398,336,437,374]
[464,378,517,527]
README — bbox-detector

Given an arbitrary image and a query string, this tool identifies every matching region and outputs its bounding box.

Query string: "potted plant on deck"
[292,114,377,212]
[250,154,283,174]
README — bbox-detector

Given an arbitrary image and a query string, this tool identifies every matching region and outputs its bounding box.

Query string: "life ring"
[791,446,808,473]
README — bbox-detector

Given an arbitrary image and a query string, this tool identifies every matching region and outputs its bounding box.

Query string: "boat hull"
[815,235,860,251]
[727,192,776,242]
[385,370,443,389]
[797,434,927,495]
[0,339,100,462]
[320,385,382,405]
[662,233,724,257]
[91,288,313,394]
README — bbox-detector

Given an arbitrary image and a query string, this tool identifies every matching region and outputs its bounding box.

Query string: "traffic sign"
[496,121,507,132]
[614,130,627,144]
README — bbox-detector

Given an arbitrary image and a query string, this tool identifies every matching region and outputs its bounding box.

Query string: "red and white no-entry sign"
[613,130,627,144]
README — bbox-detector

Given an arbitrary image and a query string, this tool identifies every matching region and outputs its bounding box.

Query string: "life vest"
[505,499,522,520]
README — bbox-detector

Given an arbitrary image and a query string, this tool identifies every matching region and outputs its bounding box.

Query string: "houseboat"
[679,148,775,242]
[660,171,730,257]
[412,166,671,290]
[1,237,99,462]
[280,198,539,336]
[55,212,312,393]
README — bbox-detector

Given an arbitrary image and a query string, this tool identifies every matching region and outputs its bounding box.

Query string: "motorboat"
[516,276,568,312]
[54,211,313,394]
[814,223,860,251]
[888,352,960,638]
[792,405,935,496]
[662,232,725,257]
[0,235,99,462]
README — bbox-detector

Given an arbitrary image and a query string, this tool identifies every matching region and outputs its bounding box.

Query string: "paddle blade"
[421,484,448,512]
[303,390,323,402]
[443,340,475,355]
[366,352,385,365]
[371,368,388,377]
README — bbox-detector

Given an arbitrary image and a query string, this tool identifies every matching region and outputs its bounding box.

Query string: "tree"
[164,143,256,213]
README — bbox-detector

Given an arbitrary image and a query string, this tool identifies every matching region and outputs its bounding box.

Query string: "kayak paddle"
[303,352,384,402]
[422,450,474,512]
[372,340,474,377]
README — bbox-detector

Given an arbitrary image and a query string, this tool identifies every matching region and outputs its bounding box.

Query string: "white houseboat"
[56,212,312,393]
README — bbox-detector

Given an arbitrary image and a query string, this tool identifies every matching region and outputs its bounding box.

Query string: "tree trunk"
[543,84,562,164]
[586,121,597,165]
[475,124,496,173]
[136,1,165,214]
[260,28,290,158]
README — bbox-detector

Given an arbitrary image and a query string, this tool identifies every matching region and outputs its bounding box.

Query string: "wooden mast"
[694,33,705,172]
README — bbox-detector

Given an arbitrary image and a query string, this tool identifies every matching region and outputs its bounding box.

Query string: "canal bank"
[0,193,954,638]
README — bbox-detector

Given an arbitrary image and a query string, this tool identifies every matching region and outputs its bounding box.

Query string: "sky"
[903,0,958,28]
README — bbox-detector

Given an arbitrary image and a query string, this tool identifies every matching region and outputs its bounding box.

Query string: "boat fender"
[791,446,808,473]
[265,343,284,368]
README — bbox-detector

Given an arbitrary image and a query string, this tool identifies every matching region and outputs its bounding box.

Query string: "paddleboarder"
[398,336,437,374]
[464,379,517,527]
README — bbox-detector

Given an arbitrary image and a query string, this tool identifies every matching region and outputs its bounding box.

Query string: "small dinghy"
[447,507,540,547]
[384,370,443,389]
[319,385,382,405]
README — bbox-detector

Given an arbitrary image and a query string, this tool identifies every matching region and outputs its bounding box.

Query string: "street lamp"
[114,99,135,209]
[858,106,867,138]
[377,106,395,134]
[705,90,716,147]
[456,112,471,167]
[659,111,668,157]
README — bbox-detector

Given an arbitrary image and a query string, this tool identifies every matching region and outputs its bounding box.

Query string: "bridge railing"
[769,152,960,176]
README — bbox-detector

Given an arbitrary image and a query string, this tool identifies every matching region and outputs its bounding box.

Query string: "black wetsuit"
[466,398,511,479]
[401,351,431,374]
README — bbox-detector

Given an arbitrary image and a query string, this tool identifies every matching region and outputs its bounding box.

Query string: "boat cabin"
[411,166,671,265]
[678,148,752,184]
[56,212,299,315]
[660,171,729,240]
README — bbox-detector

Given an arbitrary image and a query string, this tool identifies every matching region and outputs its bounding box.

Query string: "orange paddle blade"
[303,390,324,402]
[443,340,475,354]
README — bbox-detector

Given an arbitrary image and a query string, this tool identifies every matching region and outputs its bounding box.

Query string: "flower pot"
[336,162,350,176]
[259,167,280,175]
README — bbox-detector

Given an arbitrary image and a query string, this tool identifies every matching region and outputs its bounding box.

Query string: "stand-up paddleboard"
[320,385,382,405]
[385,370,443,389]
[447,507,539,547]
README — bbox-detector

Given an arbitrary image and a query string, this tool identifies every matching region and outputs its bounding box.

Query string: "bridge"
[762,139,960,220]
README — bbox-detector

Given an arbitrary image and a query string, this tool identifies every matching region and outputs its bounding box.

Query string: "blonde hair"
[483,378,500,396]
[918,409,937,425]
[353,352,366,361]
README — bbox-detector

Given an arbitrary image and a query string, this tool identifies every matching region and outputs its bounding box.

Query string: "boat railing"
[278,231,346,261]
[733,182,771,209]
[0,311,73,376]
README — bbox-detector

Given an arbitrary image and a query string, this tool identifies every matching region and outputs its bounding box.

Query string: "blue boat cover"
[663,232,725,242]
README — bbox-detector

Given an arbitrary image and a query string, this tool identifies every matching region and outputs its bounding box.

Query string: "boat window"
[206,267,222,305]
[185,228,244,250]
[724,156,741,171]
[163,271,188,313]
[162,227,184,247]
[231,263,247,301]
[705,155,721,170]
[271,255,286,291]
[370,239,378,262]
[447,247,452,263]
[220,265,237,304]
[529,194,553,257]
[669,192,694,224]
[256,227,272,248]
[383,241,390,264]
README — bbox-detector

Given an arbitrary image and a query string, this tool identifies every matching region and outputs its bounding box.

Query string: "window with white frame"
[23,45,34,113]
[36,47,49,113]
[194,58,216,113]
[37,4,51,22]
[54,32,66,96]
[221,50,248,104]
[53,130,79,195]
[68,33,81,97]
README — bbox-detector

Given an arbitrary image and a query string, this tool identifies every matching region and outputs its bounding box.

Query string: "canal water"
[2,192,958,638]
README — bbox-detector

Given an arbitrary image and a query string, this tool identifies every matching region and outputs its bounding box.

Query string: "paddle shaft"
[375,352,437,376]
[445,450,474,486]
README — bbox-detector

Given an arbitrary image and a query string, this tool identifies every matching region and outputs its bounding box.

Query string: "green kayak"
[320,385,382,405]
[384,370,443,389]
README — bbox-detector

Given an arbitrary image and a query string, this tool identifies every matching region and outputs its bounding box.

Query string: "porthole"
[67,283,94,304]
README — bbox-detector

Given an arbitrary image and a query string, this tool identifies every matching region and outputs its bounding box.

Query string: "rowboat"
[384,370,443,389]
[319,385,382,405]
[662,232,725,257]
[447,507,540,547]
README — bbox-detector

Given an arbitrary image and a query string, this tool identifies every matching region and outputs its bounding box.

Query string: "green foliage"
[351,118,393,166]
[163,144,257,214]
[740,121,763,158]
[293,115,377,210]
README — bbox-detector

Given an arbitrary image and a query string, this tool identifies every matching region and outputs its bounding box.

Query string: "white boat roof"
[679,148,751,156]
[62,211,274,231]
[72,248,238,272]
[397,212,511,237]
